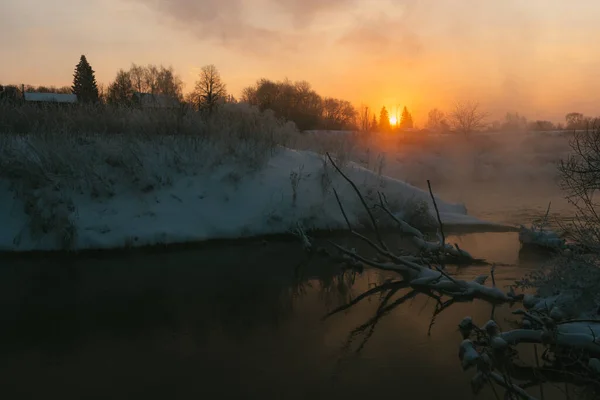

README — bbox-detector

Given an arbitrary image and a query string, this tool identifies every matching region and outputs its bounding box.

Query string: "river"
[0,228,567,399]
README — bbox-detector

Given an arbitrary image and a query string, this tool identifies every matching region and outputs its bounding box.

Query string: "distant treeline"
[3,54,598,133]
[1,54,411,132]
[241,79,357,131]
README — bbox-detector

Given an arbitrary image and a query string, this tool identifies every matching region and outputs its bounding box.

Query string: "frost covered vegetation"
[0,103,292,246]
[1,101,479,251]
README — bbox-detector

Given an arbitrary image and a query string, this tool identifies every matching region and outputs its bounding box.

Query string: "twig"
[331,187,410,266]
[327,241,419,273]
[323,280,408,319]
[326,152,389,252]
[489,372,539,400]
[534,344,546,400]
[542,201,552,228]
[427,180,447,268]
[427,180,446,246]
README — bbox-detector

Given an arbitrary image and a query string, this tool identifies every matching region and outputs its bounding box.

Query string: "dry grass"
[0,102,300,248]
[0,101,386,249]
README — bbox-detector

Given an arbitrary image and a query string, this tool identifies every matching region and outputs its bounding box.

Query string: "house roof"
[24,92,77,103]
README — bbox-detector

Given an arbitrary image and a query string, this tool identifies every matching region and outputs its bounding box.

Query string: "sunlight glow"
[389,116,397,125]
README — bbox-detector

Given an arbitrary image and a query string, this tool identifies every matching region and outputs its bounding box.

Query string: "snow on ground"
[0,147,504,252]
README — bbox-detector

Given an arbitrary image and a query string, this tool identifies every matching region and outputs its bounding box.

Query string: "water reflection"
[0,233,563,399]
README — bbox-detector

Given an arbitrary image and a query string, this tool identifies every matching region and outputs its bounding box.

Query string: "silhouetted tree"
[565,112,589,130]
[107,69,134,105]
[321,97,357,130]
[400,106,414,129]
[25,85,72,94]
[448,100,487,136]
[241,78,323,130]
[357,105,372,132]
[155,66,183,100]
[501,112,528,131]
[0,85,20,102]
[426,108,449,132]
[72,55,99,103]
[189,64,227,113]
[126,63,183,100]
[379,107,391,132]
[129,64,145,93]
[528,120,555,131]
[371,115,378,131]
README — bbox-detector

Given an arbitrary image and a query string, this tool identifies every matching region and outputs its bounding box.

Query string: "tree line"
[2,54,422,132]
[426,102,600,135]
[4,54,596,134]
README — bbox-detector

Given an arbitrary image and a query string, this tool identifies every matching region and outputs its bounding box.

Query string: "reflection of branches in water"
[300,153,600,399]
[340,286,418,354]
[305,153,521,355]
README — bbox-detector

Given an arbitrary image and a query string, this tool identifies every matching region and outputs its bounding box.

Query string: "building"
[23,92,78,104]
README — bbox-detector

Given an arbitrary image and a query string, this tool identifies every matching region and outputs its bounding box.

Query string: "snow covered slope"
[0,148,501,252]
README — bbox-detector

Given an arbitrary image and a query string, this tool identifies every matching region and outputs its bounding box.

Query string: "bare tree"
[559,125,600,248]
[501,112,528,131]
[321,97,357,130]
[566,112,585,130]
[240,78,323,130]
[191,64,227,114]
[129,63,145,93]
[527,120,555,131]
[107,69,134,105]
[426,108,449,132]
[448,100,488,136]
[357,104,372,132]
[126,63,183,100]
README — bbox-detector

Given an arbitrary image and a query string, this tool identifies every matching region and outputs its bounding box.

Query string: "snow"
[519,225,565,249]
[0,147,506,252]
[459,339,480,370]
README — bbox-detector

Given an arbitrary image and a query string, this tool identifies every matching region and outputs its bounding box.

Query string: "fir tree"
[400,106,414,129]
[370,115,378,131]
[72,55,99,103]
[379,107,391,132]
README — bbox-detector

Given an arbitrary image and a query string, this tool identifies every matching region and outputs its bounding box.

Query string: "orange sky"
[2,0,600,125]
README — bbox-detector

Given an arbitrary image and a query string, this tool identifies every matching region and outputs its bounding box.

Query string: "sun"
[389,116,398,126]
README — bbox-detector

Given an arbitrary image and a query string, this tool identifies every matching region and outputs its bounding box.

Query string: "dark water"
[0,232,561,399]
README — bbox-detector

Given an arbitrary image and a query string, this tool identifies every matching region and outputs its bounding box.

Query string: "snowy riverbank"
[0,147,504,252]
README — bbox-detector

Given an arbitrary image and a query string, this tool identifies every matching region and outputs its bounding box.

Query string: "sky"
[2,0,600,124]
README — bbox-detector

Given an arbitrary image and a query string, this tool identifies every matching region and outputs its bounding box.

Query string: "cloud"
[271,0,357,28]
[337,15,423,59]
[131,0,356,56]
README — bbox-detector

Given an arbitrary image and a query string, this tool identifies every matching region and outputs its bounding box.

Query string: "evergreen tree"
[72,55,99,103]
[400,106,414,129]
[379,107,391,132]
[370,115,378,131]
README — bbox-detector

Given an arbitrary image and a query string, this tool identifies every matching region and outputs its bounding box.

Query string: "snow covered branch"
[292,153,523,353]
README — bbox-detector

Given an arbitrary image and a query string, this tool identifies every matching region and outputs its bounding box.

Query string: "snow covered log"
[519,225,565,250]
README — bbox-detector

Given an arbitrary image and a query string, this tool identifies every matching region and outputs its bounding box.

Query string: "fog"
[358,130,575,225]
